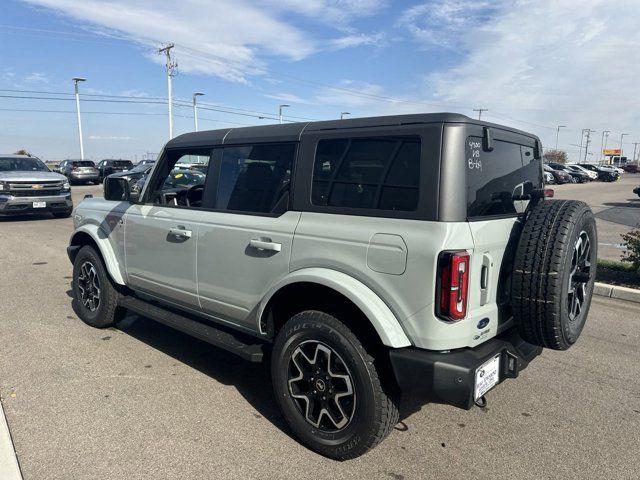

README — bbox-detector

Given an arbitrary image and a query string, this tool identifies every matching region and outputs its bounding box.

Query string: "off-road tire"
[512,200,597,350]
[72,245,125,328]
[271,311,399,460]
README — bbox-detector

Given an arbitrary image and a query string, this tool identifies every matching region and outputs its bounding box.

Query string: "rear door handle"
[169,226,192,239]
[249,238,281,252]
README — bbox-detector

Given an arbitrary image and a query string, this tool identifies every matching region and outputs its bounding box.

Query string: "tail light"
[437,251,470,321]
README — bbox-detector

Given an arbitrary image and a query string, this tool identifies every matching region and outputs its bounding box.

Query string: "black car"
[547,163,589,183]
[107,162,154,194]
[543,164,572,184]
[633,185,640,198]
[97,159,134,182]
[577,163,619,182]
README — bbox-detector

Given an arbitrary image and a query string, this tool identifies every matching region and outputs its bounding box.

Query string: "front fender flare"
[68,224,126,285]
[259,268,412,348]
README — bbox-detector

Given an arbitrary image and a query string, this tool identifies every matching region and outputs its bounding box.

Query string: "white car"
[565,164,597,180]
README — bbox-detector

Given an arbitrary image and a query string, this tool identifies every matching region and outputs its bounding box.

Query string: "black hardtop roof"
[166,112,538,148]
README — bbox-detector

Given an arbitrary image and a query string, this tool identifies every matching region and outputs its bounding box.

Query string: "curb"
[593,282,640,304]
[0,400,22,480]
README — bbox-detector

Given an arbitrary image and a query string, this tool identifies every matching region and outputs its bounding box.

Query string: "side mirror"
[104,177,131,202]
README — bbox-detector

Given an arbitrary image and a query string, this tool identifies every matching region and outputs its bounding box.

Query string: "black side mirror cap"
[483,127,494,152]
[104,177,131,202]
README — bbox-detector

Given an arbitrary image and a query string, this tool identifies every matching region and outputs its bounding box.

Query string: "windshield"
[0,156,49,172]
[113,160,133,167]
[164,170,205,188]
[72,161,95,167]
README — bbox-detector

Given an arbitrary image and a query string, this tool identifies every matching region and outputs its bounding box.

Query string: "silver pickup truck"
[0,154,73,217]
[67,113,597,459]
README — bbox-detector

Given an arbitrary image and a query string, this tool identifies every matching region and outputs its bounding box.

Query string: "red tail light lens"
[437,251,470,321]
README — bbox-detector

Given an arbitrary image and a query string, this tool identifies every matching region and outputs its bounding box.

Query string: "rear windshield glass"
[0,157,49,172]
[113,160,133,167]
[72,161,95,167]
[466,137,542,218]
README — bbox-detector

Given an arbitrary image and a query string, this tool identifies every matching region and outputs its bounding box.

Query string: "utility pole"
[72,77,86,160]
[340,112,350,120]
[555,125,566,150]
[600,130,610,163]
[278,104,290,124]
[159,44,177,139]
[632,142,639,162]
[579,129,587,162]
[192,92,205,132]
[619,133,628,166]
[583,129,596,163]
[473,108,488,120]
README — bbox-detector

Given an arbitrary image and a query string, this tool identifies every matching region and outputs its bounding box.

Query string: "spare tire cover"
[511,200,597,350]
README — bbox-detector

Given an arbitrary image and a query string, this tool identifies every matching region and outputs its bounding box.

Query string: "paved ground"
[552,173,640,260]
[0,184,639,479]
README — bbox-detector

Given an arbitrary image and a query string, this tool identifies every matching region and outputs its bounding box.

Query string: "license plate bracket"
[475,354,501,400]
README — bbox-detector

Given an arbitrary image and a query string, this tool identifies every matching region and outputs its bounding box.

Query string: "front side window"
[311,136,421,211]
[147,149,211,208]
[216,143,295,214]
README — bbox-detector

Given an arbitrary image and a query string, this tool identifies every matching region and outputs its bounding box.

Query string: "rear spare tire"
[511,200,597,350]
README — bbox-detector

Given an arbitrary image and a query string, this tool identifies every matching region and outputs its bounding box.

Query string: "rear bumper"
[69,173,99,182]
[0,194,73,215]
[389,330,542,410]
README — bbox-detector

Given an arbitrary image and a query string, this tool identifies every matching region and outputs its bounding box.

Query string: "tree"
[543,149,568,164]
[14,149,29,155]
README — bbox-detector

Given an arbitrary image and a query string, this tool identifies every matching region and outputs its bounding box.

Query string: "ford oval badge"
[477,318,490,329]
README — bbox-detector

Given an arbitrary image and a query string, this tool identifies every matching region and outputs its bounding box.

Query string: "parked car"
[623,163,638,173]
[546,162,589,183]
[634,186,640,198]
[543,171,555,184]
[106,162,154,195]
[544,164,572,183]
[564,164,598,180]
[97,159,134,182]
[68,113,597,459]
[0,154,72,217]
[577,163,619,182]
[58,159,100,184]
[136,159,156,166]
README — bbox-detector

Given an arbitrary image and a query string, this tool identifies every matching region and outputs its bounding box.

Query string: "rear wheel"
[512,200,597,350]
[271,311,399,460]
[72,246,125,328]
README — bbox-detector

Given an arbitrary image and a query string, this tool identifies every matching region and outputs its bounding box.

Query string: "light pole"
[555,125,566,150]
[619,133,628,166]
[583,129,596,163]
[600,130,610,163]
[579,129,588,162]
[278,104,290,124]
[72,77,86,160]
[632,142,639,162]
[340,112,351,120]
[192,92,205,132]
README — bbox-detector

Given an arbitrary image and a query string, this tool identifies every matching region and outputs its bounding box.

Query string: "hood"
[0,171,68,182]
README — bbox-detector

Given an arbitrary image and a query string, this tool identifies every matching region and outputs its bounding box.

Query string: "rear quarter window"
[466,137,542,219]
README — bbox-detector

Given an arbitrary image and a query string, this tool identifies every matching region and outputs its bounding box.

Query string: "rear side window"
[466,137,542,218]
[311,136,420,211]
[216,143,295,214]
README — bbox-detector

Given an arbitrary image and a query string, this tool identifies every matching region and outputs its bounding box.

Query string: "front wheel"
[72,246,126,328]
[271,311,399,460]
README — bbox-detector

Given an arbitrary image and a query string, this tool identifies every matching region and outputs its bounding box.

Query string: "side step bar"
[118,296,265,362]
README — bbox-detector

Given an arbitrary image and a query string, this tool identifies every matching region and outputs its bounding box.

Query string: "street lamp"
[192,92,205,132]
[340,112,351,120]
[619,133,628,166]
[278,104,290,124]
[555,125,566,150]
[600,130,610,162]
[72,77,86,160]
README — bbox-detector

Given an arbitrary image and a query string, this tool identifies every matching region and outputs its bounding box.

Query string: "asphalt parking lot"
[1,182,639,479]
[552,173,640,260]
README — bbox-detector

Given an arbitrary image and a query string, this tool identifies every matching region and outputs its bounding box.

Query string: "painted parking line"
[599,242,626,249]
[0,400,22,480]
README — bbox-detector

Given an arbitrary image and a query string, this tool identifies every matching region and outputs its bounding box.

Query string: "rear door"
[196,143,299,330]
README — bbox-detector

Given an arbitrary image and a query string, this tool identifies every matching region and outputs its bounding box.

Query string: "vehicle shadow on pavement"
[112,314,427,439]
[114,314,298,441]
[0,213,56,222]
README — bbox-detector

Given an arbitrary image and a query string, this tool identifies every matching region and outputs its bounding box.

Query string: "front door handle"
[169,226,192,239]
[249,238,281,252]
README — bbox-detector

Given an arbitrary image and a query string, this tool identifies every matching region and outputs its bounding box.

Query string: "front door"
[196,143,299,331]
[124,148,213,310]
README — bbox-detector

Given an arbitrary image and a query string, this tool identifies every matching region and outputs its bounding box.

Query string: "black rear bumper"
[389,331,542,410]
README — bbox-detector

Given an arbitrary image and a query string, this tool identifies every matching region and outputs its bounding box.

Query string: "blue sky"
[1,0,639,162]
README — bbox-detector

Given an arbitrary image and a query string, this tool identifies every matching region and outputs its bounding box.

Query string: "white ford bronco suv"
[67,113,597,459]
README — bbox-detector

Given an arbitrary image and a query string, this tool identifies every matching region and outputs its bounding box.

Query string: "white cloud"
[88,135,132,141]
[264,0,388,29]
[23,0,315,82]
[328,32,386,50]
[24,72,50,84]
[405,0,640,156]
[264,93,313,105]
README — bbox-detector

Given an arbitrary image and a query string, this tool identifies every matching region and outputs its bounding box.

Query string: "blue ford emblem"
[477,318,490,329]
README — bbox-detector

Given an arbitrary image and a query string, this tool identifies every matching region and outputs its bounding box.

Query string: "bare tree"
[543,149,568,164]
